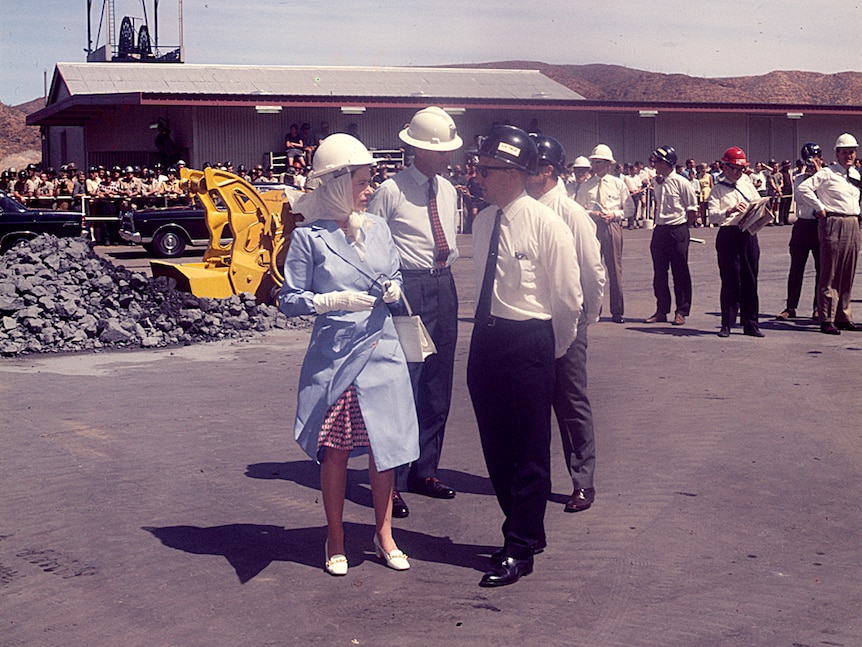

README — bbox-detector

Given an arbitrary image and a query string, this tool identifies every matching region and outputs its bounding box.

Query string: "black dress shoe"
[611,314,625,324]
[490,541,546,565]
[820,323,841,335]
[391,490,409,518]
[836,321,862,331]
[564,487,595,513]
[717,327,730,338]
[410,477,456,499]
[743,326,765,338]
[479,556,533,587]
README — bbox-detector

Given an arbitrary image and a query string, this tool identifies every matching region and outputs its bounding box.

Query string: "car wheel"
[1,236,33,253]
[152,230,186,258]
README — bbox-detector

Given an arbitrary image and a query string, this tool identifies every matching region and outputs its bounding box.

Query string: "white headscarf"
[293,167,370,259]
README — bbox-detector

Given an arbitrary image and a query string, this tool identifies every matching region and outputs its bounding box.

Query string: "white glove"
[312,290,377,314]
[382,281,401,304]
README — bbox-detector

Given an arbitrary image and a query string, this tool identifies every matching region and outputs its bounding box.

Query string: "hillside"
[458,62,862,105]
[0,100,41,165]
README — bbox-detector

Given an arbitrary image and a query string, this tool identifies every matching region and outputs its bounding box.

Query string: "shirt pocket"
[515,252,537,289]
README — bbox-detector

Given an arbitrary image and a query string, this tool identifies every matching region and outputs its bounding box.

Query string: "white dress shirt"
[796,163,862,216]
[707,174,760,227]
[538,185,606,325]
[472,191,582,358]
[367,163,459,269]
[575,173,636,222]
[792,173,820,220]
[653,171,699,226]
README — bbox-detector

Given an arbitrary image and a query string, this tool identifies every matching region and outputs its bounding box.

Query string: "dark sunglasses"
[476,165,512,178]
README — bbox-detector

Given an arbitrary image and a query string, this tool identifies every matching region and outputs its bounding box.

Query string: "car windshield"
[0,191,28,214]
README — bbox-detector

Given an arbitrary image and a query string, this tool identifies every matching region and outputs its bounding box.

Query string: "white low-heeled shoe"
[373,534,410,571]
[324,541,348,576]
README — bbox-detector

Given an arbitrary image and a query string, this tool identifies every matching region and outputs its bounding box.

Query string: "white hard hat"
[572,156,591,169]
[399,106,463,152]
[308,133,379,181]
[589,144,615,163]
[835,133,859,149]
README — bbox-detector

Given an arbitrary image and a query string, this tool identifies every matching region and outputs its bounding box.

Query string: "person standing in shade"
[707,146,764,338]
[796,133,862,334]
[574,144,634,323]
[468,125,582,587]
[644,146,698,326]
[776,142,824,322]
[526,134,605,515]
[367,107,462,519]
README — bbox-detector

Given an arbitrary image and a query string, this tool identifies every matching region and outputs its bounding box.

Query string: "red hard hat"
[721,146,749,167]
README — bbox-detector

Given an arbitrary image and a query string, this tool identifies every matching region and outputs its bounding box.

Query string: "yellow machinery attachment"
[151,168,300,303]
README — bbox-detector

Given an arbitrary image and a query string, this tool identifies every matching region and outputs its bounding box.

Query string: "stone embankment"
[0,235,310,356]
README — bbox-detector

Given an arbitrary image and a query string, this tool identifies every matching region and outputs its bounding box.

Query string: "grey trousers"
[552,321,595,490]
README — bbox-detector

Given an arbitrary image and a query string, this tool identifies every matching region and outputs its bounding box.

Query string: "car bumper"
[119,229,142,244]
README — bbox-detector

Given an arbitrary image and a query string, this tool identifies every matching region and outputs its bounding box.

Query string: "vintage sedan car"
[119,199,210,258]
[0,190,87,252]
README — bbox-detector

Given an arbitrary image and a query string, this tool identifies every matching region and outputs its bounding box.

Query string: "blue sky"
[1,0,860,106]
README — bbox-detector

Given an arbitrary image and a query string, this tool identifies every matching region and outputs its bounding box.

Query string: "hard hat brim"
[399,128,463,152]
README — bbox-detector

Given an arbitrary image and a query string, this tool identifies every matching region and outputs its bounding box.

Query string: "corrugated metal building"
[28,62,862,170]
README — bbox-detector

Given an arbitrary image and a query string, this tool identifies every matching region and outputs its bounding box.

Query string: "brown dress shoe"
[672,313,685,326]
[644,313,668,323]
[820,323,841,335]
[565,487,595,513]
[776,309,795,320]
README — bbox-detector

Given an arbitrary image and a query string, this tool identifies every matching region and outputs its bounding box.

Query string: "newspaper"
[727,197,773,234]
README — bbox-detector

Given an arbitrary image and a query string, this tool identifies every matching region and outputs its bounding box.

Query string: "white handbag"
[392,293,437,362]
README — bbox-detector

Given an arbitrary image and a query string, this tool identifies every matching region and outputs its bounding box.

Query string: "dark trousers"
[467,317,554,560]
[553,321,595,491]
[595,219,624,317]
[786,218,820,313]
[650,223,692,316]
[395,270,458,490]
[716,226,760,330]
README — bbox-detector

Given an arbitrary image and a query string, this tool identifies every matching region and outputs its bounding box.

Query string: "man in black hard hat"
[526,134,606,515]
[467,124,582,588]
[777,143,823,321]
[644,145,698,326]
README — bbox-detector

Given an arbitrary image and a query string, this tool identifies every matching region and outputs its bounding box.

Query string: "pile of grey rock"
[0,235,311,357]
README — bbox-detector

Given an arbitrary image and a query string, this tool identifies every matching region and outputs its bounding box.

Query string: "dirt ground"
[2,226,862,647]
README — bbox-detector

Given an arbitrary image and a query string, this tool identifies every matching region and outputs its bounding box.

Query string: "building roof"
[52,62,585,101]
[28,63,587,126]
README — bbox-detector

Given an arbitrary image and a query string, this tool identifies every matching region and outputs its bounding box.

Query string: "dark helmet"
[470,124,538,174]
[124,165,135,174]
[18,170,28,179]
[530,134,566,172]
[652,145,678,166]
[800,142,822,162]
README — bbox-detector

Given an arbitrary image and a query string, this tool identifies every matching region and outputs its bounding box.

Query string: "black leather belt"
[401,266,451,276]
[825,211,859,217]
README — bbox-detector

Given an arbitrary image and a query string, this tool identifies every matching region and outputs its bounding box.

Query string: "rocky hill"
[0,99,42,167]
[459,62,862,105]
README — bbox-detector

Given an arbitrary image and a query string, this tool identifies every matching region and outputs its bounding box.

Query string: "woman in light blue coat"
[278,134,419,576]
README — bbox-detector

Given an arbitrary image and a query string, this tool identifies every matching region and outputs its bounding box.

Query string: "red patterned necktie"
[428,177,450,266]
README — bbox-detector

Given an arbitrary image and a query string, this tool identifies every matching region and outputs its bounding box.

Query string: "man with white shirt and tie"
[526,134,606,515]
[575,144,635,323]
[367,107,462,517]
[796,133,862,334]
[467,125,582,587]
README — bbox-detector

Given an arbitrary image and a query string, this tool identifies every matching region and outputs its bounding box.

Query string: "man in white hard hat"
[796,133,862,334]
[368,107,462,517]
[565,156,592,201]
[574,144,635,323]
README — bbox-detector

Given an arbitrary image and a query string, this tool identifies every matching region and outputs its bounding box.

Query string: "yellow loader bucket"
[150,261,234,299]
